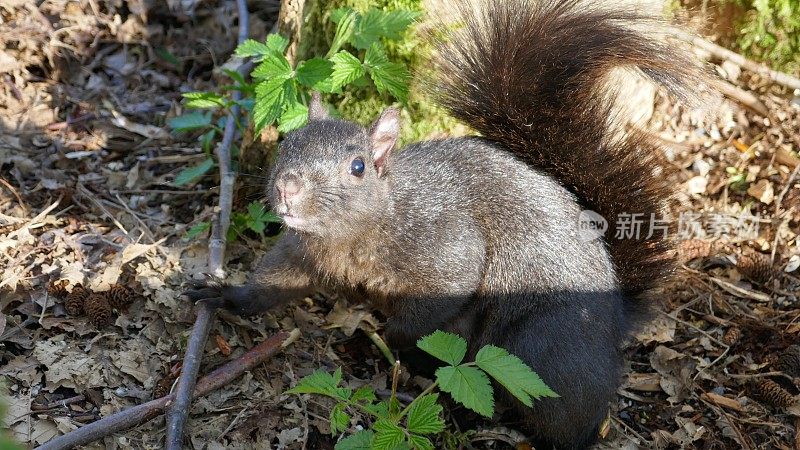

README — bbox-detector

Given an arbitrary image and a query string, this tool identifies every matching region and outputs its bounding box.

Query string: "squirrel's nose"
[277,175,303,202]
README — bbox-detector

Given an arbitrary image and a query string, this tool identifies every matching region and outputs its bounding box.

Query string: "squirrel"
[186,0,709,447]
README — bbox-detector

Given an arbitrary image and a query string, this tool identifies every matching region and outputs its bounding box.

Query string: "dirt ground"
[1,1,799,449]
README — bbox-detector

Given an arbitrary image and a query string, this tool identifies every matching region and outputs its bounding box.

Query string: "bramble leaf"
[277,102,308,133]
[351,385,377,403]
[174,158,215,186]
[168,111,212,132]
[475,345,558,406]
[296,57,334,89]
[251,53,292,80]
[364,44,409,103]
[416,331,467,366]
[334,430,374,450]
[330,403,350,435]
[253,77,292,132]
[235,39,273,58]
[329,51,365,90]
[435,365,494,418]
[266,34,290,53]
[373,419,405,449]
[285,368,352,401]
[406,394,444,435]
[407,434,434,450]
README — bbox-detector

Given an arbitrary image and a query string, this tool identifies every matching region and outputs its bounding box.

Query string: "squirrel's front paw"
[183,278,229,310]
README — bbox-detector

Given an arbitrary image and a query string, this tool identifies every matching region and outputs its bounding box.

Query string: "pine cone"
[752,379,796,408]
[47,280,69,298]
[774,345,800,378]
[65,285,90,316]
[84,293,113,328]
[721,327,741,346]
[107,284,133,311]
[677,239,712,263]
[737,253,773,283]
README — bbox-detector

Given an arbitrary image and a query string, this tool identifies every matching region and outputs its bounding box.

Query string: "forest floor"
[1,1,799,449]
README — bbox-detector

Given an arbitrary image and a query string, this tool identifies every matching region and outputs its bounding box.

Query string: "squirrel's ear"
[369,107,400,177]
[308,92,328,121]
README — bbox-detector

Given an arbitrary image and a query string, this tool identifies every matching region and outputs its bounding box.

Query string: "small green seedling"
[287,331,557,450]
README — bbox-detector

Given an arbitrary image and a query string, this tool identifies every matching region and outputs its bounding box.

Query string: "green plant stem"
[366,330,396,365]
[398,380,439,419]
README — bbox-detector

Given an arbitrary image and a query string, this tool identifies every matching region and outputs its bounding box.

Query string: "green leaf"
[435,365,494,418]
[328,8,358,57]
[266,34,290,53]
[285,368,352,401]
[475,345,558,406]
[407,434,434,450]
[174,158,215,186]
[200,128,217,153]
[277,103,308,133]
[235,39,272,58]
[168,111,212,132]
[251,53,292,80]
[373,419,405,449]
[296,57,334,89]
[416,331,467,366]
[182,91,226,109]
[334,430,374,450]
[330,403,350,435]
[351,9,420,50]
[351,385,377,403]
[364,44,409,103]
[406,394,444,435]
[222,68,247,86]
[183,222,210,241]
[329,51,365,90]
[365,399,390,419]
[253,77,290,132]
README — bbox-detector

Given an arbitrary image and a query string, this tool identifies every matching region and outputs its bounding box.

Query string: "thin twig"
[164,0,251,447]
[35,331,292,450]
[674,30,800,91]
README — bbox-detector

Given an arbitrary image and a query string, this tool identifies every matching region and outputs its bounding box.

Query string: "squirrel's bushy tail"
[431,0,707,300]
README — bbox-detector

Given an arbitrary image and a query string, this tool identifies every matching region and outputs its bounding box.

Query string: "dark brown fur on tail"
[432,0,705,299]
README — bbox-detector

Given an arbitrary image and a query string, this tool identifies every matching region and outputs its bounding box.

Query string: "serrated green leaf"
[365,399,390,419]
[329,51,365,90]
[182,91,226,109]
[406,394,443,435]
[407,434,434,450]
[328,8,358,58]
[364,44,409,103]
[285,368,352,401]
[182,222,210,241]
[174,158,215,186]
[277,103,308,133]
[351,9,419,50]
[222,68,247,86]
[168,111,212,132]
[351,385,377,403]
[330,403,350,435]
[416,331,467,366]
[335,430,374,450]
[435,365,494,418]
[296,58,334,89]
[373,419,405,449]
[235,39,273,58]
[475,345,558,406]
[253,77,290,132]
[266,34,290,53]
[251,53,292,80]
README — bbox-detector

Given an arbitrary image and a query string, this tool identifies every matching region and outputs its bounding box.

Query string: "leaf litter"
[0,0,799,448]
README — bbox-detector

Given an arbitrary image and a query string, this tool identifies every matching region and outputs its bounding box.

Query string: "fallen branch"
[164,0,252,447]
[674,31,800,91]
[35,330,296,450]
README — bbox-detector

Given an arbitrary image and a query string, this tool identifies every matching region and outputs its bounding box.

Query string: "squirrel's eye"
[349,157,365,177]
